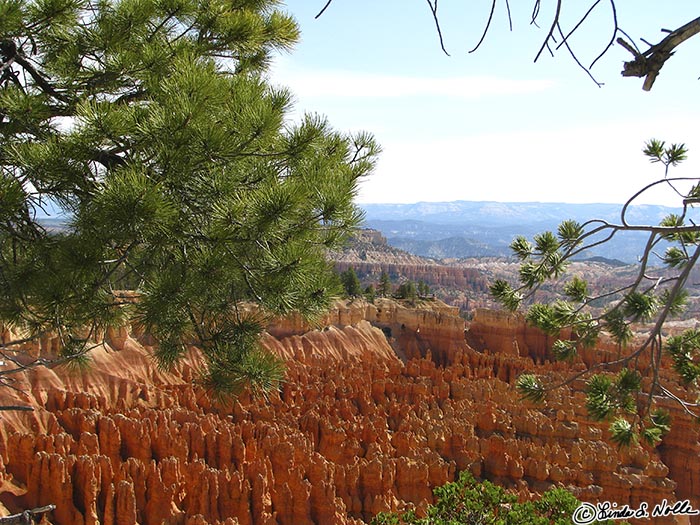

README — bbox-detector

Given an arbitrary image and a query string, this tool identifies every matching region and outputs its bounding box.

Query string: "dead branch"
[0,505,55,525]
[424,0,450,56]
[312,2,700,91]
[468,0,496,54]
[314,0,333,19]
[619,16,700,91]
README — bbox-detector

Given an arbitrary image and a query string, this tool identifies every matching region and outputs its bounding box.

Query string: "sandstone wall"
[333,262,489,293]
[0,300,696,525]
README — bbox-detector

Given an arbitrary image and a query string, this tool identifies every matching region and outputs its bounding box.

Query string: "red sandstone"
[0,299,697,524]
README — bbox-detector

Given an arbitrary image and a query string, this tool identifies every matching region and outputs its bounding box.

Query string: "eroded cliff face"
[0,300,697,525]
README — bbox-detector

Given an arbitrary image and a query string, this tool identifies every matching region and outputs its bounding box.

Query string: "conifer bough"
[492,141,700,446]
[0,0,379,400]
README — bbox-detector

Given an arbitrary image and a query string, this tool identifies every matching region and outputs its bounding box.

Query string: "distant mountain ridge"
[361,200,679,225]
[359,200,682,263]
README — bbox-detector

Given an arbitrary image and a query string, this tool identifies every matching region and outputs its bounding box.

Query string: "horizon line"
[356,199,682,208]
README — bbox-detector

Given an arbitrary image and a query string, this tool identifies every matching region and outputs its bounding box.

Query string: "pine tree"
[378,271,392,297]
[340,267,362,297]
[0,0,379,399]
[396,281,417,302]
[417,280,430,297]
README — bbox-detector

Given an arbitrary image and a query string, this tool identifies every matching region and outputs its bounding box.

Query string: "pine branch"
[4,43,70,102]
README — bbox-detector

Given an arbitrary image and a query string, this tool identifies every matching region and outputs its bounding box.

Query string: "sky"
[269,1,700,206]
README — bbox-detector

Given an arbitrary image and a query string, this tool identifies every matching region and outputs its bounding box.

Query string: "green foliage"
[585,370,640,422]
[644,139,687,167]
[340,267,363,297]
[663,246,689,268]
[516,373,547,403]
[534,231,560,255]
[489,279,522,312]
[396,280,418,302]
[491,141,700,443]
[526,303,561,336]
[563,276,588,302]
[649,408,672,433]
[585,374,616,420]
[0,0,379,398]
[551,339,577,361]
[622,292,658,322]
[364,284,376,303]
[643,408,672,446]
[660,214,693,243]
[510,235,533,260]
[570,314,600,350]
[511,228,569,289]
[535,489,579,523]
[417,280,430,297]
[609,418,638,447]
[370,471,618,525]
[378,271,392,297]
[666,329,700,385]
[557,220,584,250]
[601,309,633,347]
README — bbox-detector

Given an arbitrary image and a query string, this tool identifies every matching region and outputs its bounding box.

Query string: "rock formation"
[0,299,697,525]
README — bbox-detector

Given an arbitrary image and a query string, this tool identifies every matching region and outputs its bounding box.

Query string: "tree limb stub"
[0,505,55,524]
[619,16,700,91]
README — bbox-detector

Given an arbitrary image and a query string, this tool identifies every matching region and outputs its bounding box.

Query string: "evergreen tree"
[340,267,362,297]
[378,271,392,297]
[0,0,379,399]
[363,284,376,303]
[417,280,430,297]
[396,281,417,302]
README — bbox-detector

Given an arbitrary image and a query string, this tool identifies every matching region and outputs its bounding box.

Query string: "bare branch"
[620,176,700,227]
[468,0,497,54]
[589,0,618,69]
[555,0,602,52]
[425,0,450,56]
[533,0,562,63]
[555,23,603,87]
[619,16,700,91]
[314,0,333,20]
[0,505,55,524]
[504,0,512,32]
[660,385,700,418]
[530,0,542,27]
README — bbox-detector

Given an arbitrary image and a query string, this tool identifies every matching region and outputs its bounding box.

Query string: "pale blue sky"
[270,1,700,206]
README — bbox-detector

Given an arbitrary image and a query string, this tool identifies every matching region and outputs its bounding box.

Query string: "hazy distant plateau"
[360,200,684,263]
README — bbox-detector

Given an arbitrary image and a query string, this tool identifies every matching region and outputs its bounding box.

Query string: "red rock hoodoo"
[0,299,697,524]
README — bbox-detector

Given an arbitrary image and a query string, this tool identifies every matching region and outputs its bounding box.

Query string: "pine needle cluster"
[0,0,380,398]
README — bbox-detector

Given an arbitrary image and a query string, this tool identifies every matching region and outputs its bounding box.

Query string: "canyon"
[0,299,698,524]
